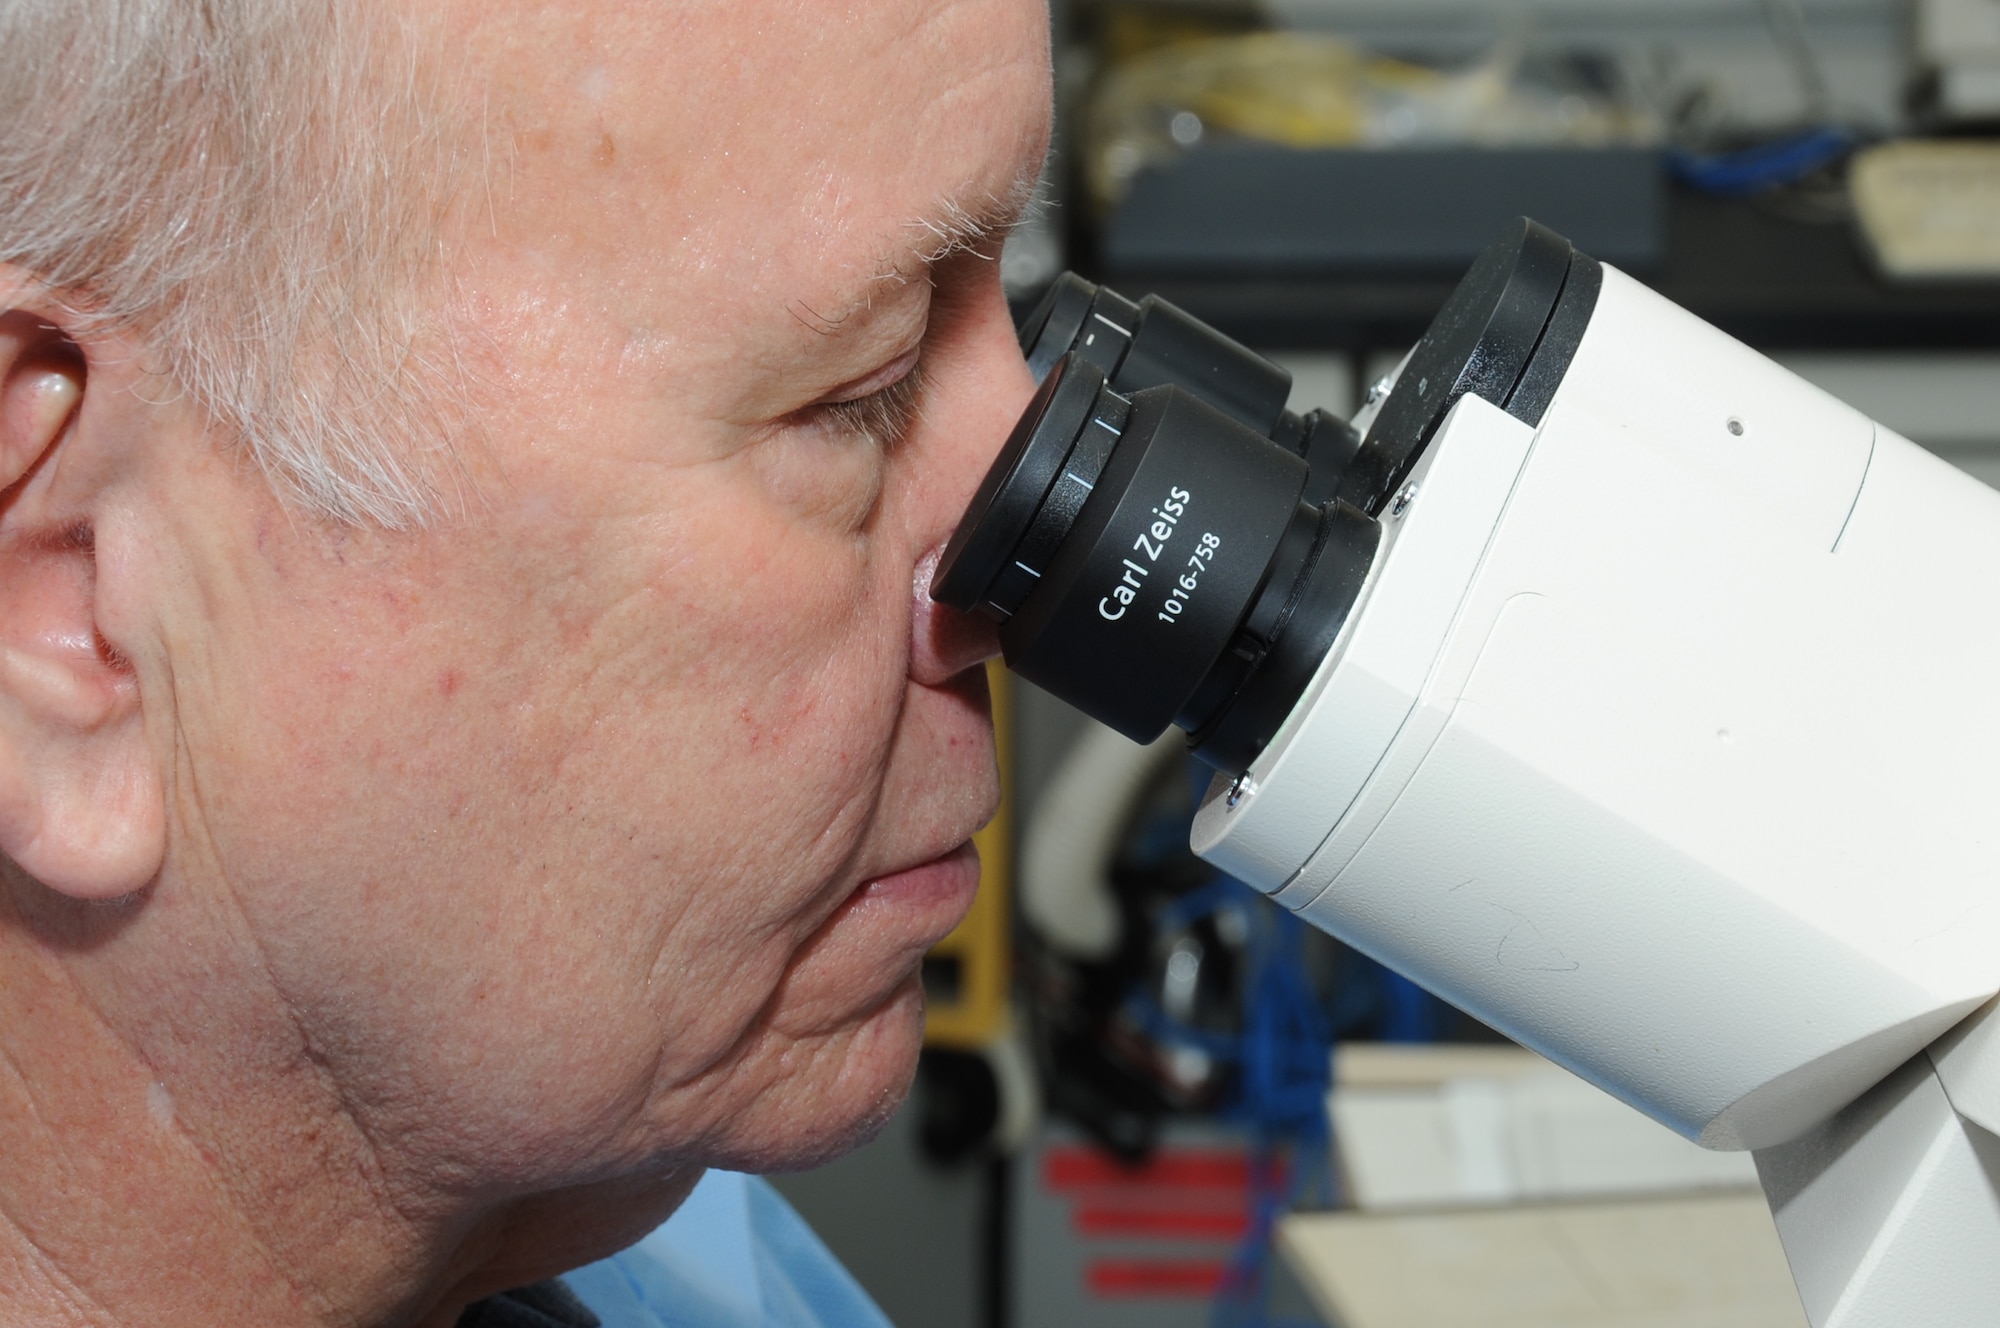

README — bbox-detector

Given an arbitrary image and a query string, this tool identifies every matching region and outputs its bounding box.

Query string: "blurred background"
[766,3,2000,1324]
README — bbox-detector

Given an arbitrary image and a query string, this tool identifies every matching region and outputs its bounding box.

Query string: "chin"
[723,973,929,1175]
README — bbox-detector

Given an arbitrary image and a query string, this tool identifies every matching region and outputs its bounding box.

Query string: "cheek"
[574,492,916,891]
[162,458,934,1176]
[650,494,905,776]
[479,508,930,1117]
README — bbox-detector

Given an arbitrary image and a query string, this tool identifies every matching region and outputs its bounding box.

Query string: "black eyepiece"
[935,331,1381,774]
[950,224,1602,774]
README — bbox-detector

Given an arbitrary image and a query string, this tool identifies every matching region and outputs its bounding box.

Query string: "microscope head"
[937,222,2000,1151]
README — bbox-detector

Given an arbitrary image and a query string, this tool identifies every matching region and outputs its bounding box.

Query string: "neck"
[0,879,699,1328]
[0,1207,119,1328]
[0,881,448,1328]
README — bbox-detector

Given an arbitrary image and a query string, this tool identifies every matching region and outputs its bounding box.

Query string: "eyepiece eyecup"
[932,356,1106,616]
[1019,273,1096,385]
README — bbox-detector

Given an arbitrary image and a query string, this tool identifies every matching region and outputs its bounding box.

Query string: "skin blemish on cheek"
[737,704,774,753]
[595,132,617,167]
[439,669,463,698]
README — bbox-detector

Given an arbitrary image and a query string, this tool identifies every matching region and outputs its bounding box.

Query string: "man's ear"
[0,305,164,900]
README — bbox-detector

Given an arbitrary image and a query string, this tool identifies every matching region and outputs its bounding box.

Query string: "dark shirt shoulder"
[455,1280,602,1328]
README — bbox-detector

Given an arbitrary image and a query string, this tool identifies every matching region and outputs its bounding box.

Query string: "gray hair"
[0,0,466,527]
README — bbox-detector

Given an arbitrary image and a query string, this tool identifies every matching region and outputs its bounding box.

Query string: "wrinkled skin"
[0,1,1051,1324]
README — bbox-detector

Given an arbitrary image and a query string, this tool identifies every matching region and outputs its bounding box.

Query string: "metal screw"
[1226,773,1257,809]
[1390,482,1420,518]
[1365,375,1394,406]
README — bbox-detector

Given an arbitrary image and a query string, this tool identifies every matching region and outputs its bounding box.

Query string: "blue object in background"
[1379,970,1439,1044]
[564,1170,893,1328]
[1209,884,1336,1328]
[1666,127,1856,198]
[1130,860,1339,1328]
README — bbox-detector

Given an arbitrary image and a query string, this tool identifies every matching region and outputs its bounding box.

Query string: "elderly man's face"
[140,0,1049,1200]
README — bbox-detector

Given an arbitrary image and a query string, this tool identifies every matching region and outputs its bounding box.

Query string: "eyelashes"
[819,358,927,451]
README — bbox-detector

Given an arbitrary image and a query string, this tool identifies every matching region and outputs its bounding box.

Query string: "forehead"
[450,0,1052,350]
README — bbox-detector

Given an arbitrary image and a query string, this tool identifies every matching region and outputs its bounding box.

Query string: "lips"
[851,839,982,947]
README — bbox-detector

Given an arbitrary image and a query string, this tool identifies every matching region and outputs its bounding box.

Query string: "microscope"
[934,220,2000,1325]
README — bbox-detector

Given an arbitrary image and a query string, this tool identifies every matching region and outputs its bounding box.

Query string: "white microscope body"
[1191,263,2000,1324]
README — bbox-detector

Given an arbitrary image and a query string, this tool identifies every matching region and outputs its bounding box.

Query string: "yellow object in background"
[1851,139,2000,280]
[1083,28,1657,214]
[923,662,1013,1049]
[1086,32,1375,210]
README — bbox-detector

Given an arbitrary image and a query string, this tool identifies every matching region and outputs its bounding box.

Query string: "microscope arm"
[1756,1001,2000,1325]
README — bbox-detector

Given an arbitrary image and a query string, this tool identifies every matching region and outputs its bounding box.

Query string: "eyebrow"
[790,172,1044,335]
[899,178,1040,274]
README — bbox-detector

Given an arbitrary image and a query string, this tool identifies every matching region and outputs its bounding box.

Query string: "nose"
[910,545,1002,686]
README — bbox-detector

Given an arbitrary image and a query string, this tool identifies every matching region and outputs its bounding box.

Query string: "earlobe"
[0,308,164,901]
[0,669,163,901]
[0,630,163,900]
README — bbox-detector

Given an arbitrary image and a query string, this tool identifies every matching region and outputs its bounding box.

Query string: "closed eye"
[818,357,927,450]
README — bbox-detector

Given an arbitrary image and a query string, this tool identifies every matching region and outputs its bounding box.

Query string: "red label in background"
[1075,1204,1252,1239]
[1042,1144,1269,1298]
[1086,1258,1233,1298]
[1043,1145,1258,1191]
